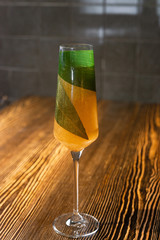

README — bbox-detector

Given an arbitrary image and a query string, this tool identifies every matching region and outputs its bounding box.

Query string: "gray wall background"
[0,0,160,103]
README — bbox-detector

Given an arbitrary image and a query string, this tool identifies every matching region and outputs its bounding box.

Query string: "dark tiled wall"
[0,0,160,102]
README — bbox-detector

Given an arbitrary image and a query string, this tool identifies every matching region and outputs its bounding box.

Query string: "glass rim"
[59,43,93,51]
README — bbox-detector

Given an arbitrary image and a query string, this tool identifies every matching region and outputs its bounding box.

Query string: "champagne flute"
[53,44,99,238]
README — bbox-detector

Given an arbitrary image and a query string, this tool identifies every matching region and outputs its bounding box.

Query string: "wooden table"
[0,96,160,240]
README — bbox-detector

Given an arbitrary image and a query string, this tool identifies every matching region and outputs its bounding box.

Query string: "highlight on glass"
[53,44,99,238]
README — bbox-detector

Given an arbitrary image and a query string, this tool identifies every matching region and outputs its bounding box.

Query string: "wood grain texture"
[0,96,160,240]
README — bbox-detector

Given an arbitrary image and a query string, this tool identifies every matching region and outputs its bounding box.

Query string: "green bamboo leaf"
[58,50,96,91]
[55,78,88,140]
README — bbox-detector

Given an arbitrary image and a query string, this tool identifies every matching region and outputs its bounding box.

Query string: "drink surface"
[54,49,99,151]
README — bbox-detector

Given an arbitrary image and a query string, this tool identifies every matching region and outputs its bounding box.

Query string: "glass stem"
[73,158,79,215]
[71,150,83,221]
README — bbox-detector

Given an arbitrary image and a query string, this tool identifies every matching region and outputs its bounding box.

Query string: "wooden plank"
[0,97,159,240]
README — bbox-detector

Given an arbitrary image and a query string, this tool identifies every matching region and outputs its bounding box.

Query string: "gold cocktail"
[53,44,99,238]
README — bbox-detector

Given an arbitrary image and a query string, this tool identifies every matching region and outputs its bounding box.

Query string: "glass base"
[53,213,99,238]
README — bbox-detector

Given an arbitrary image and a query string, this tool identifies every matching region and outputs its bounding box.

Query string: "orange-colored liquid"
[54,76,99,151]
